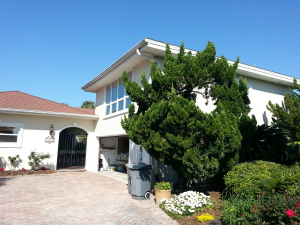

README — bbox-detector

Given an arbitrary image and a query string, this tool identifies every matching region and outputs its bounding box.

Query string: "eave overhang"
[82,38,298,93]
[0,108,99,120]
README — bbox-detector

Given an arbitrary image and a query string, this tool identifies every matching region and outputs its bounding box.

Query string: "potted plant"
[154,181,171,204]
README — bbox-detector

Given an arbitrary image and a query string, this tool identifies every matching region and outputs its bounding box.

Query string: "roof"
[82,38,298,93]
[0,91,98,120]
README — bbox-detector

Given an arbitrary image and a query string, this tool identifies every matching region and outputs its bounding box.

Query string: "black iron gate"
[57,127,87,170]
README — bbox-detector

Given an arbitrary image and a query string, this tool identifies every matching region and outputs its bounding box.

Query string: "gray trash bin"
[126,163,153,200]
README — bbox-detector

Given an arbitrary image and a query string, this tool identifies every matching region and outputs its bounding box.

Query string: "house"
[1,38,297,181]
[82,38,297,183]
[0,91,99,171]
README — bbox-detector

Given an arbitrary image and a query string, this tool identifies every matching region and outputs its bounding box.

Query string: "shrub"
[257,191,300,224]
[221,192,300,225]
[223,161,300,224]
[276,163,300,196]
[160,191,213,219]
[8,155,20,170]
[28,151,51,170]
[154,181,171,190]
[224,160,285,196]
[221,195,260,225]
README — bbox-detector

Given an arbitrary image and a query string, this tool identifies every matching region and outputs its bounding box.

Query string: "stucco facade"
[0,91,99,172]
[0,112,99,171]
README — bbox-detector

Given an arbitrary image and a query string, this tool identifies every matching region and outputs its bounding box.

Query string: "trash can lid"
[126,162,152,170]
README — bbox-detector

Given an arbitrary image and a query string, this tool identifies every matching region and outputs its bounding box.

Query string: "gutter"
[136,48,161,67]
[0,108,99,120]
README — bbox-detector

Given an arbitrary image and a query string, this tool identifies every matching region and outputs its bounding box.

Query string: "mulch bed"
[0,169,57,176]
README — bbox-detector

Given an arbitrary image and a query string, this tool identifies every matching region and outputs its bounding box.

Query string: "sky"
[1,1,300,107]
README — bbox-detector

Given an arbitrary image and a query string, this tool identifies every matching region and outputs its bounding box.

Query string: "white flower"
[161,191,212,216]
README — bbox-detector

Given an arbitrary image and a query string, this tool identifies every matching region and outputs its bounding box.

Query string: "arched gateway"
[57,127,87,169]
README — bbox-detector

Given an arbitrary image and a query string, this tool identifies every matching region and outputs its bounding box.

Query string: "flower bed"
[0,169,56,176]
[160,191,215,220]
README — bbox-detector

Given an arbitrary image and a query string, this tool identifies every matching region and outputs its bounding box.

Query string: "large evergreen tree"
[121,42,250,180]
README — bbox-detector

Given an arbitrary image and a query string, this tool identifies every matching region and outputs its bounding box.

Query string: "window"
[0,123,23,147]
[105,72,132,115]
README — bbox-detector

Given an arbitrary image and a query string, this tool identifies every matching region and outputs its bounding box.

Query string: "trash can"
[126,163,153,200]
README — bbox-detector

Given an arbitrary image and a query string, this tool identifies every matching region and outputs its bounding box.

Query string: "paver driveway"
[0,171,178,225]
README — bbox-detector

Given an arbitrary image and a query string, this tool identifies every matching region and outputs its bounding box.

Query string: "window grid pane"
[118,100,124,111]
[0,136,17,142]
[112,81,118,102]
[106,85,111,103]
[106,105,110,115]
[118,84,125,99]
[112,103,117,113]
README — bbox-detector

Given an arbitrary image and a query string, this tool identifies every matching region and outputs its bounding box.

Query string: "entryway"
[57,127,87,170]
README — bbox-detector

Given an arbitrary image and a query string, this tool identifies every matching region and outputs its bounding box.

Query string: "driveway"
[0,171,178,225]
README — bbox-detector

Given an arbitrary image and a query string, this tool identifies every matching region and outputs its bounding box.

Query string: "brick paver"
[0,172,178,225]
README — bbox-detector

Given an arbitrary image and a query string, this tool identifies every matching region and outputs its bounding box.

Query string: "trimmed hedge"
[224,161,300,196]
[276,163,300,196]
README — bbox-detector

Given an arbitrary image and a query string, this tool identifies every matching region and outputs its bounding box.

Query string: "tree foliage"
[239,114,295,165]
[81,100,95,109]
[121,42,250,180]
[267,79,300,141]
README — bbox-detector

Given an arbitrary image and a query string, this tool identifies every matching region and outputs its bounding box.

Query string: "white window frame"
[105,72,132,116]
[0,122,24,148]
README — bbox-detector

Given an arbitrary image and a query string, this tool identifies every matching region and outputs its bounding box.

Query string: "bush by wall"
[224,160,285,196]
[276,163,300,196]
[222,161,300,224]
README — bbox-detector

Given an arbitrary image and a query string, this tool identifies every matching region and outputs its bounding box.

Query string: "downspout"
[136,48,161,67]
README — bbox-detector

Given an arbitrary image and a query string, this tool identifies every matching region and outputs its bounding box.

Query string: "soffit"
[236,64,295,87]
[83,54,147,92]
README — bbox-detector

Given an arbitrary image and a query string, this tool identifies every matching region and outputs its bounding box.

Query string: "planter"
[155,189,171,204]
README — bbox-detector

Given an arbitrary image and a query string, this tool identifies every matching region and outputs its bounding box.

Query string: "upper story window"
[0,122,24,147]
[105,72,132,115]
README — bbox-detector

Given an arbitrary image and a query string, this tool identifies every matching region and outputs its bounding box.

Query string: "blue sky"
[1,0,299,107]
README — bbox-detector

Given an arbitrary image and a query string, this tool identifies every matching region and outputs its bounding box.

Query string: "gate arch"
[57,127,87,170]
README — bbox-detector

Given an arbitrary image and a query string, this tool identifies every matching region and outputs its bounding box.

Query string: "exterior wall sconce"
[45,124,55,143]
[50,124,55,138]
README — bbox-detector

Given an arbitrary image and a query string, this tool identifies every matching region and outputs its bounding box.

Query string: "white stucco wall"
[195,77,289,125]
[245,77,289,124]
[0,113,98,171]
